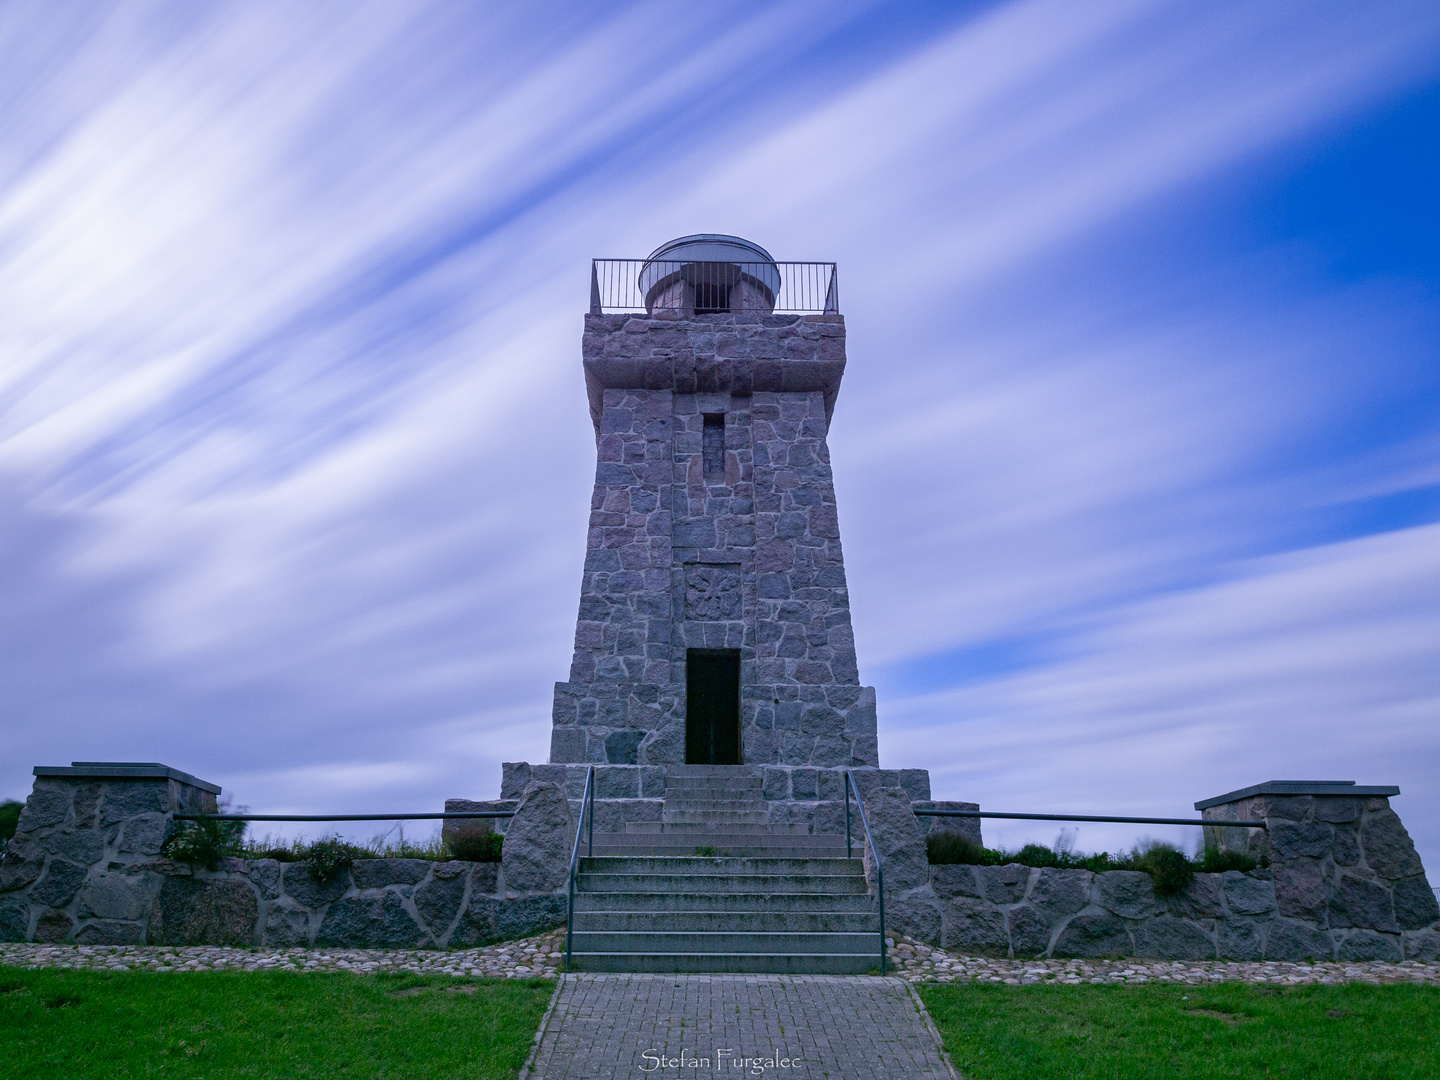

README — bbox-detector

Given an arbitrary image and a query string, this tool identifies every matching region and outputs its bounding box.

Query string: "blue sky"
[2,0,1438,869]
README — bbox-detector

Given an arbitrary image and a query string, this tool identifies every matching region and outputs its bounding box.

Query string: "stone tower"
[549,234,878,770]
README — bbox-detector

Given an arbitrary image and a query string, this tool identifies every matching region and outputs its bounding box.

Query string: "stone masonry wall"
[499,762,931,834]
[550,311,877,770]
[1203,791,1440,962]
[1,770,571,947]
[872,787,1440,962]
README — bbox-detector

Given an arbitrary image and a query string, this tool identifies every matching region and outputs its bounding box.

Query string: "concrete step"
[576,872,868,894]
[624,822,810,835]
[664,777,763,792]
[589,837,849,854]
[570,931,879,954]
[662,810,771,825]
[567,952,879,974]
[590,835,846,852]
[588,843,851,859]
[573,890,876,913]
[661,798,767,812]
[577,855,861,876]
[664,766,762,778]
[578,855,862,875]
[570,910,878,933]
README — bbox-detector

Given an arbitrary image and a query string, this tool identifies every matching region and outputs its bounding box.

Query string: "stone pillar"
[1198,780,1440,961]
[0,762,220,944]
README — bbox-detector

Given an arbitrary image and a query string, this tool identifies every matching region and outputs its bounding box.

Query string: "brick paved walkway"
[519,973,958,1079]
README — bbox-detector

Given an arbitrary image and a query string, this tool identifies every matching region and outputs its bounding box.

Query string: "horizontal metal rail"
[592,259,837,314]
[913,809,1266,828]
[172,811,514,822]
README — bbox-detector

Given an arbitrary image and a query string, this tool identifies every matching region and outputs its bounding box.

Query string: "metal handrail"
[590,259,839,315]
[912,810,1267,829]
[844,771,886,977]
[172,811,514,822]
[564,765,596,972]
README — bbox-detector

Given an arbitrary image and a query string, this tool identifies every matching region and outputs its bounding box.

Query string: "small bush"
[926,834,996,865]
[1134,844,1195,897]
[162,816,247,871]
[234,827,503,867]
[304,836,371,883]
[446,831,503,863]
[0,799,22,857]
[925,830,1262,896]
[1198,847,1261,874]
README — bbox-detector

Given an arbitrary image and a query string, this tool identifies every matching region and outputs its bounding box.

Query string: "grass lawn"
[919,981,1440,1080]
[0,968,554,1079]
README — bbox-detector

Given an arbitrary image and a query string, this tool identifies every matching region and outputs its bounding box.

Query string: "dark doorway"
[686,649,741,764]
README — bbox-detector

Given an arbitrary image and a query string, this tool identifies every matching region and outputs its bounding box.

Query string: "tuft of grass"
[919,982,1440,1080]
[0,968,553,1080]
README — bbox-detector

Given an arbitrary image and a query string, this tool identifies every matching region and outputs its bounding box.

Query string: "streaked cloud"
[1,0,1437,872]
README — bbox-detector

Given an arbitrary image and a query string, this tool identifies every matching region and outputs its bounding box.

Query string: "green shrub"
[445,831,503,863]
[161,816,247,871]
[1198,847,1261,873]
[1133,844,1195,897]
[233,827,503,867]
[925,830,1261,897]
[926,833,997,865]
[304,836,371,883]
[0,799,22,857]
[1015,843,1063,868]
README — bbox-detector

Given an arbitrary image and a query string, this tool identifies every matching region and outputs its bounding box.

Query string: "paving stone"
[520,974,958,1079]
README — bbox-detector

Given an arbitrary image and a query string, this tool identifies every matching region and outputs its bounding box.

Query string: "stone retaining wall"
[872,782,1440,962]
[0,766,572,947]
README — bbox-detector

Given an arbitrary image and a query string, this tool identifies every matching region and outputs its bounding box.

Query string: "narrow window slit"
[702,414,725,481]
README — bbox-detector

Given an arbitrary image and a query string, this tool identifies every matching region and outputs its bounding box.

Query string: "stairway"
[568,766,883,973]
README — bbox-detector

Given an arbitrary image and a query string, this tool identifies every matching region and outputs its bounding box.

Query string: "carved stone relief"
[685,564,742,620]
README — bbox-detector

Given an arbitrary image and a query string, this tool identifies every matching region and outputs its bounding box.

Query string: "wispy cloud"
[1,1,1437,870]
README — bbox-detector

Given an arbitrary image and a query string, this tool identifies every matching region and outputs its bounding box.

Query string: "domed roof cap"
[644,234,777,265]
[639,233,780,312]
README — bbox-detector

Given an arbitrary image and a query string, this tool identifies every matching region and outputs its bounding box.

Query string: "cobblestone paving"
[519,973,957,1080]
[4,930,1436,987]
[0,928,566,977]
[886,936,1440,985]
